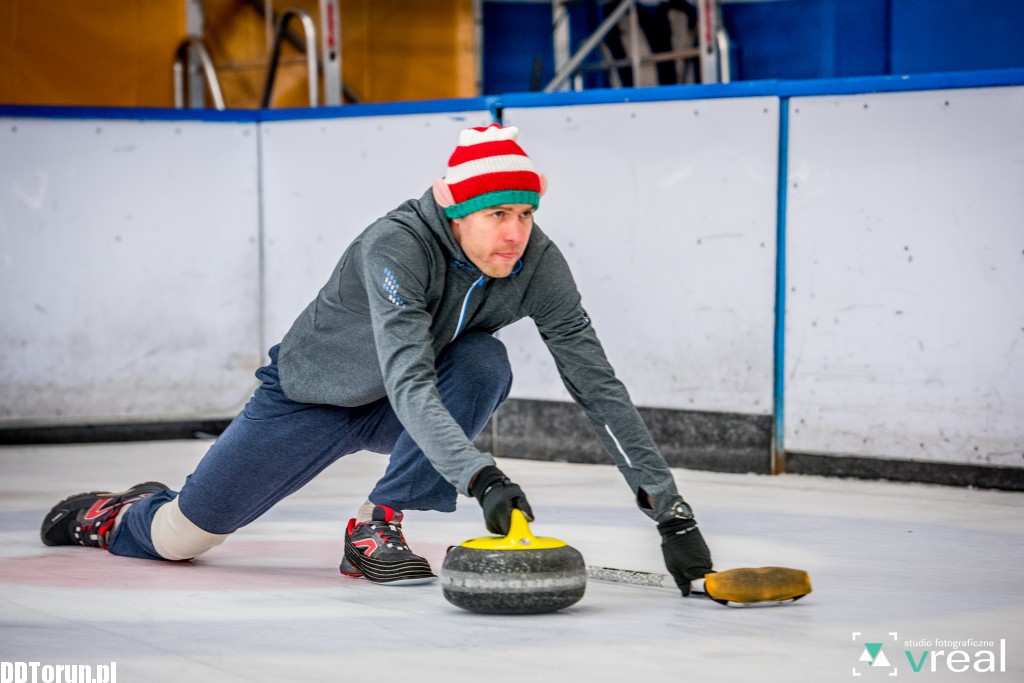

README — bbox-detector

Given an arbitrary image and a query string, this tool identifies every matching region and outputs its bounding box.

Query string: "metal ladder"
[547,0,731,93]
[173,36,226,110]
[173,0,346,110]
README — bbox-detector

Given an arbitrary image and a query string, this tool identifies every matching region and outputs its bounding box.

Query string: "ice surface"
[1,441,1021,682]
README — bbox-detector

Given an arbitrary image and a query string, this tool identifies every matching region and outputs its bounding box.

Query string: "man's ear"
[433,178,455,207]
[538,173,548,197]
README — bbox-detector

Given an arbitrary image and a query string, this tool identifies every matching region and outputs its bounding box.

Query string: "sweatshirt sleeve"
[360,226,495,496]
[526,244,683,521]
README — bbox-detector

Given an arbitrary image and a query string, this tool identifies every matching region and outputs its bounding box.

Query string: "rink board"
[0,116,261,424]
[783,85,1024,468]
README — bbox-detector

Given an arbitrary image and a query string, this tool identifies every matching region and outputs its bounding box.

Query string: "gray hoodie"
[277,189,682,521]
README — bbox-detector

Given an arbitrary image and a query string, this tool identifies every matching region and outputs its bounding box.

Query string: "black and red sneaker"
[339,504,436,585]
[40,482,168,549]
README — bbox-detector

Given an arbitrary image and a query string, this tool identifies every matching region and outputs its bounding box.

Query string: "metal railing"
[546,0,636,93]
[173,36,226,110]
[716,24,731,84]
[545,0,730,93]
[261,7,319,108]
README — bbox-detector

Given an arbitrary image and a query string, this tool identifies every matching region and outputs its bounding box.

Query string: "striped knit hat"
[432,124,546,219]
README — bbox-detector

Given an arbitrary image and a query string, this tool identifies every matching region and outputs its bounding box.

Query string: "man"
[40,124,713,594]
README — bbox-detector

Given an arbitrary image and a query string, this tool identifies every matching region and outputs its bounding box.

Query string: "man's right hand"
[469,465,533,536]
[657,500,713,596]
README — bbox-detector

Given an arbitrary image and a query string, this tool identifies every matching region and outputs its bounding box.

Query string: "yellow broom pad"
[703,566,812,604]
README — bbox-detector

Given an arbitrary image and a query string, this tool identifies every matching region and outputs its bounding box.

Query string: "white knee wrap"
[150,497,229,561]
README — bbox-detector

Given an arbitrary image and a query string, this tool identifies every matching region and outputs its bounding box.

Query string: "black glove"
[469,465,534,536]
[657,501,713,597]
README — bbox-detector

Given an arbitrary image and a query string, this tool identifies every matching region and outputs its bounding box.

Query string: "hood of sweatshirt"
[409,188,481,275]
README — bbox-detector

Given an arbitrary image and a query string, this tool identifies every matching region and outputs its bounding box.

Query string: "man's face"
[450,203,534,278]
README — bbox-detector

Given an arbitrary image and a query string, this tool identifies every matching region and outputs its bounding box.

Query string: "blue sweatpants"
[108,332,512,560]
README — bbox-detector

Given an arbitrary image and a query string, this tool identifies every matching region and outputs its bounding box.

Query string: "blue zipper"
[451,276,485,342]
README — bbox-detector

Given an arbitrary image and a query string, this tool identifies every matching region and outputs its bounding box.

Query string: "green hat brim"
[444,190,540,219]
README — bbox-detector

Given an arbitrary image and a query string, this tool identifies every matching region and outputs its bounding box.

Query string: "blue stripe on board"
[0,98,500,124]
[0,104,259,123]
[5,68,1021,123]
[775,67,1024,96]
[497,80,781,109]
[495,67,1024,109]
[772,97,790,465]
[256,96,499,121]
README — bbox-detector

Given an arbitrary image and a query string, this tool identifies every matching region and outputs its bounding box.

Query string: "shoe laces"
[366,520,409,550]
[73,504,122,549]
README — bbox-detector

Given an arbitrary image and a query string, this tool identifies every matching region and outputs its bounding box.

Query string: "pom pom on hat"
[434,124,546,219]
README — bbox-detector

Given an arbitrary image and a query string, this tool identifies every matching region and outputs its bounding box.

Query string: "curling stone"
[441,509,586,614]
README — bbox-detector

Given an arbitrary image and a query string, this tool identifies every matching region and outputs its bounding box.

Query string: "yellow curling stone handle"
[460,509,567,551]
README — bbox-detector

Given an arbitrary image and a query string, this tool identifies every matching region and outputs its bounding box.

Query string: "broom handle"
[586,565,705,594]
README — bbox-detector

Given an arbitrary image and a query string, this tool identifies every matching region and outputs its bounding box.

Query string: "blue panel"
[483,2,557,95]
[721,0,830,80]
[482,0,1024,90]
[721,0,1023,80]
[834,0,891,76]
[482,1,606,95]
[721,0,891,80]
[891,0,1024,73]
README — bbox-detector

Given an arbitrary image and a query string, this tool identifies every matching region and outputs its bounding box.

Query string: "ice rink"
[1,440,1021,682]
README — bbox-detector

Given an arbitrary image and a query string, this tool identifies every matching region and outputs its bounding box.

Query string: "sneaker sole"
[378,576,437,586]
[339,571,434,586]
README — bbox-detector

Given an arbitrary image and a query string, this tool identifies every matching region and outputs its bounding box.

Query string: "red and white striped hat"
[432,124,547,219]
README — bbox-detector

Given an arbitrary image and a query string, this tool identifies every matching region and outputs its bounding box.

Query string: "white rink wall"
[501,97,779,417]
[784,85,1024,468]
[260,110,493,347]
[0,117,262,424]
[1,73,1022,473]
